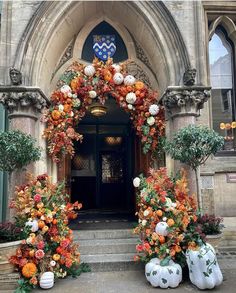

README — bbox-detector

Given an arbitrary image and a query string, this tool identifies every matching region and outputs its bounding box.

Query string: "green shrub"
[0,130,41,172]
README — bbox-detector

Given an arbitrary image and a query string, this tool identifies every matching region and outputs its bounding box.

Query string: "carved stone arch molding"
[14,1,190,95]
[209,16,236,42]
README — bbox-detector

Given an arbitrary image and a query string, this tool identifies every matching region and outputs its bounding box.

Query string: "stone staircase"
[73,229,143,272]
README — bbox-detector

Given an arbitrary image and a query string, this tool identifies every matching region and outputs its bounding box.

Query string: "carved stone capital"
[0,86,49,119]
[161,86,211,119]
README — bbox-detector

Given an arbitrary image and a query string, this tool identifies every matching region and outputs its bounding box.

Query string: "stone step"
[80,253,143,272]
[78,238,138,255]
[73,229,137,240]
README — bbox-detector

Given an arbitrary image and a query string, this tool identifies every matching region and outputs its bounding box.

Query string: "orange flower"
[167,218,175,227]
[51,110,61,120]
[156,209,163,217]
[22,263,37,278]
[152,232,159,241]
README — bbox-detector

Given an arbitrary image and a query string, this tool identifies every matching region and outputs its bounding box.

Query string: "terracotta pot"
[205,234,222,253]
[0,240,21,274]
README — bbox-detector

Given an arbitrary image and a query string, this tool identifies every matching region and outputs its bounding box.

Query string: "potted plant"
[164,124,224,210]
[197,214,224,252]
[0,130,41,275]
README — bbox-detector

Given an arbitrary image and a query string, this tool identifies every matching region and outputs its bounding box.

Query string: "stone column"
[0,86,49,219]
[161,84,211,198]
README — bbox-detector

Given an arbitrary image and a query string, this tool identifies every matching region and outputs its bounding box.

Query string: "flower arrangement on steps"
[133,168,223,290]
[9,173,89,292]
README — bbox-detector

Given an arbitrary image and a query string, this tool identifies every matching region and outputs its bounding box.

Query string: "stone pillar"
[0,86,49,219]
[161,85,211,198]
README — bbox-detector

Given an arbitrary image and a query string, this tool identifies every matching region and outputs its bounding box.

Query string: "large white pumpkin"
[186,243,223,290]
[25,220,38,232]
[124,75,136,85]
[149,104,160,116]
[40,272,54,289]
[155,222,169,236]
[145,258,182,288]
[126,92,136,104]
[84,65,95,76]
[60,85,71,94]
[113,73,124,85]
[133,177,141,188]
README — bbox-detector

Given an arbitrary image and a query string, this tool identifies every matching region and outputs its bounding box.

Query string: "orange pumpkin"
[104,70,112,81]
[135,81,144,90]
[156,210,163,217]
[29,250,35,257]
[38,220,45,229]
[63,104,72,113]
[42,225,49,233]
[159,235,165,244]
[52,219,57,225]
[167,218,175,227]
[51,110,61,120]
[53,254,60,261]
[22,263,37,278]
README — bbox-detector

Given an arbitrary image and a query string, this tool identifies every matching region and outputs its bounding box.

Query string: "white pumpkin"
[128,104,133,110]
[88,90,97,99]
[155,222,169,236]
[147,116,155,126]
[149,104,160,116]
[126,92,136,104]
[145,258,182,288]
[112,64,121,72]
[186,243,223,290]
[84,65,95,76]
[124,75,136,85]
[40,272,54,289]
[113,73,124,85]
[25,220,38,232]
[60,85,71,94]
[133,177,141,188]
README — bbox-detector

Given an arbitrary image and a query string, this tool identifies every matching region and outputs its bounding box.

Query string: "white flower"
[142,220,147,226]
[58,104,64,112]
[163,217,167,222]
[143,210,149,217]
[68,92,73,98]
[89,90,97,99]
[149,104,160,116]
[166,249,170,254]
[127,104,133,110]
[61,85,71,94]
[72,94,77,98]
[147,116,155,126]
[70,111,74,117]
[172,203,177,208]
[138,219,142,223]
[26,237,32,244]
[133,177,141,187]
[50,260,56,267]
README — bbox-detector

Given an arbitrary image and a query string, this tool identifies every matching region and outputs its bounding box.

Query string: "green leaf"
[176,269,180,275]
[162,278,167,284]
[160,256,171,266]
[203,272,209,277]
[168,269,173,274]
[206,259,210,265]
[152,271,157,276]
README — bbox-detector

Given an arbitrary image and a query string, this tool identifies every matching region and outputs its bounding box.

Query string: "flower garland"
[9,174,87,291]
[133,168,204,267]
[43,58,165,162]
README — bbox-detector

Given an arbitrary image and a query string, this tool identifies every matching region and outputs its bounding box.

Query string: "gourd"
[40,272,54,289]
[126,92,136,104]
[113,73,124,85]
[84,65,95,76]
[149,104,160,116]
[155,222,169,236]
[145,258,182,288]
[186,243,223,290]
[124,75,136,85]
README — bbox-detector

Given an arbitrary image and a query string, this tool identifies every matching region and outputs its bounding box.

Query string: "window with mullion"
[209,27,236,152]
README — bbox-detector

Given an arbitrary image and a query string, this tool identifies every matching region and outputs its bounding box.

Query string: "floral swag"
[43,58,165,162]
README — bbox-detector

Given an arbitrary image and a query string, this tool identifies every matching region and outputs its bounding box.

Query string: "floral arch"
[44,58,165,162]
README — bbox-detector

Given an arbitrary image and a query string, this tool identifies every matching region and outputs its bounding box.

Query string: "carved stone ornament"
[183,68,197,86]
[162,86,211,118]
[126,61,151,87]
[9,67,22,85]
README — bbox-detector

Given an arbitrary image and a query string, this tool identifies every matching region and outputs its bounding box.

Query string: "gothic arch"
[13,1,190,95]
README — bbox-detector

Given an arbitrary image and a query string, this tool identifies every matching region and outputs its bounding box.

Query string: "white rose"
[138,219,142,223]
[142,220,147,226]
[149,104,160,116]
[143,210,149,217]
[89,90,97,99]
[147,116,155,126]
[162,217,167,222]
[133,177,141,187]
[58,104,64,112]
[172,203,177,208]
[72,94,77,98]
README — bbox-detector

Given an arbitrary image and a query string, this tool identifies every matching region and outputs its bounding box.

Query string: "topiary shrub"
[0,130,41,172]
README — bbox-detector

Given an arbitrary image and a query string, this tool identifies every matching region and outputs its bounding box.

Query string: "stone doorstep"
[77,238,137,255]
[73,229,137,240]
[0,273,20,290]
